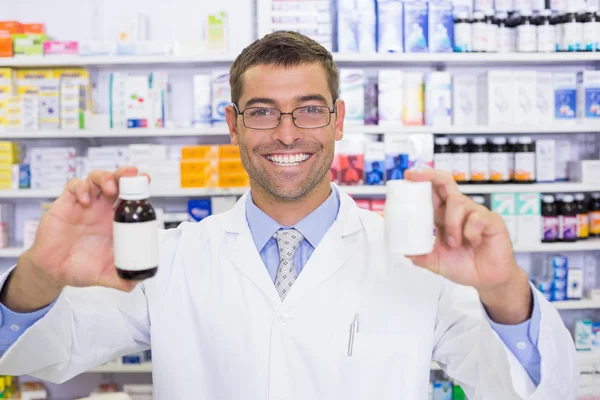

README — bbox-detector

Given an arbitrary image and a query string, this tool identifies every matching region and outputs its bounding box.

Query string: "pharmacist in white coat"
[0,32,578,399]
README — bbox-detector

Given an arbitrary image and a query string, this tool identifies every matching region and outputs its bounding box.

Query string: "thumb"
[98,268,138,292]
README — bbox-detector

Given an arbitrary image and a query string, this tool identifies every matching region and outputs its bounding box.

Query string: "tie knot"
[273,228,304,261]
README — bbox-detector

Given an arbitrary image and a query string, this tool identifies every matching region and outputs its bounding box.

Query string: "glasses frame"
[231,102,337,130]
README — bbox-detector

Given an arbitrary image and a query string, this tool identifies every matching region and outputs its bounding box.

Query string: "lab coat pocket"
[339,332,420,400]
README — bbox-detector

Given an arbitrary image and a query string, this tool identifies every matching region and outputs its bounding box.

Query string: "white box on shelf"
[513,71,537,125]
[535,139,556,182]
[193,74,212,127]
[536,72,555,124]
[478,70,513,126]
[452,75,477,126]
[211,70,230,124]
[23,219,40,249]
[492,193,517,244]
[567,268,584,299]
[516,192,540,247]
[577,70,600,120]
[554,139,571,181]
[378,69,403,126]
[553,72,577,121]
[339,69,365,124]
[125,76,150,128]
[568,160,600,184]
[425,71,452,126]
[576,319,593,351]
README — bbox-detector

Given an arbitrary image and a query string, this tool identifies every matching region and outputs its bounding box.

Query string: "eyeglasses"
[232,103,336,130]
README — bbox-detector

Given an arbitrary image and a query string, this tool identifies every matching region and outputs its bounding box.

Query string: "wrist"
[478,267,533,325]
[0,249,63,312]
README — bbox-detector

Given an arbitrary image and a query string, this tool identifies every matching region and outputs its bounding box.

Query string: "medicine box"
[377,0,403,53]
[403,1,429,53]
[219,172,250,188]
[425,72,452,126]
[219,145,241,160]
[181,174,218,188]
[125,76,149,128]
[513,71,537,125]
[568,160,600,185]
[403,72,424,126]
[193,74,212,127]
[452,75,477,126]
[536,72,555,124]
[516,193,540,247]
[567,267,584,299]
[577,71,600,119]
[13,33,47,56]
[218,160,245,175]
[340,69,365,125]
[364,141,385,186]
[432,381,453,400]
[181,145,219,160]
[592,322,600,352]
[576,319,593,351]
[554,72,577,120]
[427,1,454,53]
[535,139,556,182]
[180,160,218,176]
[492,193,517,244]
[478,71,513,126]
[211,70,230,124]
[378,69,403,126]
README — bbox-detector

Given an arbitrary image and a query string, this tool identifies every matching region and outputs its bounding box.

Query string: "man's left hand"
[404,168,533,325]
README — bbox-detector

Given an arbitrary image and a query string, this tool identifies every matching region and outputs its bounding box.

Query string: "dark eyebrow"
[243,97,277,108]
[295,94,329,105]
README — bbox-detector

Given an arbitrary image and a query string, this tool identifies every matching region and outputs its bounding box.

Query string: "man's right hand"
[0,166,143,313]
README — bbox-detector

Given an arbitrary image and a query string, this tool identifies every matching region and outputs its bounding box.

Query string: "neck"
[250,178,332,226]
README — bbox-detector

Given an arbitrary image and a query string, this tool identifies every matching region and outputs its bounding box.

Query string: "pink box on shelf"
[43,41,79,55]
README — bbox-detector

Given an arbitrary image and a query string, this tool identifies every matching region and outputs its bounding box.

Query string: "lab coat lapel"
[280,189,363,309]
[224,192,281,305]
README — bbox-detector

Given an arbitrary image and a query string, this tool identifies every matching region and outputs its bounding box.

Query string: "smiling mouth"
[264,153,312,166]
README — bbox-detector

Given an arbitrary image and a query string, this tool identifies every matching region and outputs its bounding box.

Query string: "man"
[0,31,578,399]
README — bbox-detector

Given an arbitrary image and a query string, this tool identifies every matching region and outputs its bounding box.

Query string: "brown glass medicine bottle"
[113,176,159,280]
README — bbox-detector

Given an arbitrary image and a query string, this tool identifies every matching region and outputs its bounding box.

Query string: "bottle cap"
[592,192,600,199]
[575,193,586,201]
[520,9,533,16]
[508,137,519,144]
[484,8,495,16]
[385,180,432,206]
[496,11,509,19]
[119,176,150,201]
[562,194,575,202]
[492,137,507,145]
[518,136,533,144]
[472,137,487,145]
[473,11,485,20]
[455,10,469,19]
[435,137,450,145]
[452,137,468,145]
[588,6,599,13]
[542,195,555,203]
[540,9,552,17]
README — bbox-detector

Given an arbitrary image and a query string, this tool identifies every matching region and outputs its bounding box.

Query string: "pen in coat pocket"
[348,313,359,357]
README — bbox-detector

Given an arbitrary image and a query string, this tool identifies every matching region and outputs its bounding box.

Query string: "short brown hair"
[229,31,339,107]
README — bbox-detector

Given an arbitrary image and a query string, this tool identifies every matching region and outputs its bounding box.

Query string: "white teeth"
[267,153,310,165]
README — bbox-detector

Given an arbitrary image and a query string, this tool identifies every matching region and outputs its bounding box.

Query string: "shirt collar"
[245,185,340,252]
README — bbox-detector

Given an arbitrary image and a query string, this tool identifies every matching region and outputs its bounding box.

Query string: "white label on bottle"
[470,152,490,182]
[473,22,488,52]
[564,22,583,51]
[434,153,453,173]
[537,24,556,52]
[508,151,515,179]
[499,27,513,52]
[584,21,598,51]
[550,0,565,11]
[489,152,510,182]
[454,23,472,52]
[452,153,470,181]
[113,220,160,271]
[495,0,512,11]
[514,0,532,11]
[475,0,494,10]
[515,152,536,181]
[518,24,536,52]
[488,24,499,52]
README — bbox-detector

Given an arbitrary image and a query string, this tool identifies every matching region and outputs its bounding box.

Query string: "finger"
[404,168,461,203]
[75,179,92,206]
[98,269,138,293]
[463,211,486,248]
[443,194,467,248]
[114,166,141,181]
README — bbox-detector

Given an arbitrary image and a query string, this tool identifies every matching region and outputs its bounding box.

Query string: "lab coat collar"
[224,183,363,309]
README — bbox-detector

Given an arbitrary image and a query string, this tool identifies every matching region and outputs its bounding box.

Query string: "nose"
[272,113,302,146]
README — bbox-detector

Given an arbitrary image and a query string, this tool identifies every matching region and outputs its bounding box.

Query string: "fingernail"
[447,235,456,247]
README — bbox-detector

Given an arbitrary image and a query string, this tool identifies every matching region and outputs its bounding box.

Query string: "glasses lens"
[243,108,280,129]
[293,106,331,128]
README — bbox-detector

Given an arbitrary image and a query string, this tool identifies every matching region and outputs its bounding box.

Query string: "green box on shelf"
[12,33,47,56]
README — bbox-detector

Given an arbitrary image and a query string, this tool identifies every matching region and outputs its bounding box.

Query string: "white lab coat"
[0,187,579,399]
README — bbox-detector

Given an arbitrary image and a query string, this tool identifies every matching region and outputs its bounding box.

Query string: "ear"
[333,100,345,142]
[225,104,240,145]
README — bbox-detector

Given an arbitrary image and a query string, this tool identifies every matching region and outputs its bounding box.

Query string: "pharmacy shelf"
[0,183,597,200]
[513,240,600,253]
[0,248,25,258]
[553,299,600,311]
[88,363,153,373]
[2,52,600,68]
[3,123,598,140]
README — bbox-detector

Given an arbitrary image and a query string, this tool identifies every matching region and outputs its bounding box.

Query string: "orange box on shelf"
[219,144,241,160]
[218,160,245,175]
[180,160,218,175]
[0,38,12,57]
[23,23,45,34]
[0,21,23,35]
[218,172,250,188]
[181,145,219,160]
[181,174,218,188]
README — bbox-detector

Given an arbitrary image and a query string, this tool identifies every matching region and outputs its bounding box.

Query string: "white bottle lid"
[508,137,519,145]
[518,136,533,144]
[119,176,150,201]
[542,195,555,203]
[592,192,600,199]
[452,137,468,145]
[435,137,450,145]
[575,193,586,201]
[562,194,575,203]
[492,137,507,145]
[472,137,487,145]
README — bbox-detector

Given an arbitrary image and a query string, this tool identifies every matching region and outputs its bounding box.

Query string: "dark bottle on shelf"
[590,192,600,238]
[575,193,589,240]
[113,176,159,280]
[541,195,559,243]
[559,194,578,242]
[514,136,536,183]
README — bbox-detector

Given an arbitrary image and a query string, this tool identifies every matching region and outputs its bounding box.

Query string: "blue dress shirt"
[0,185,542,385]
